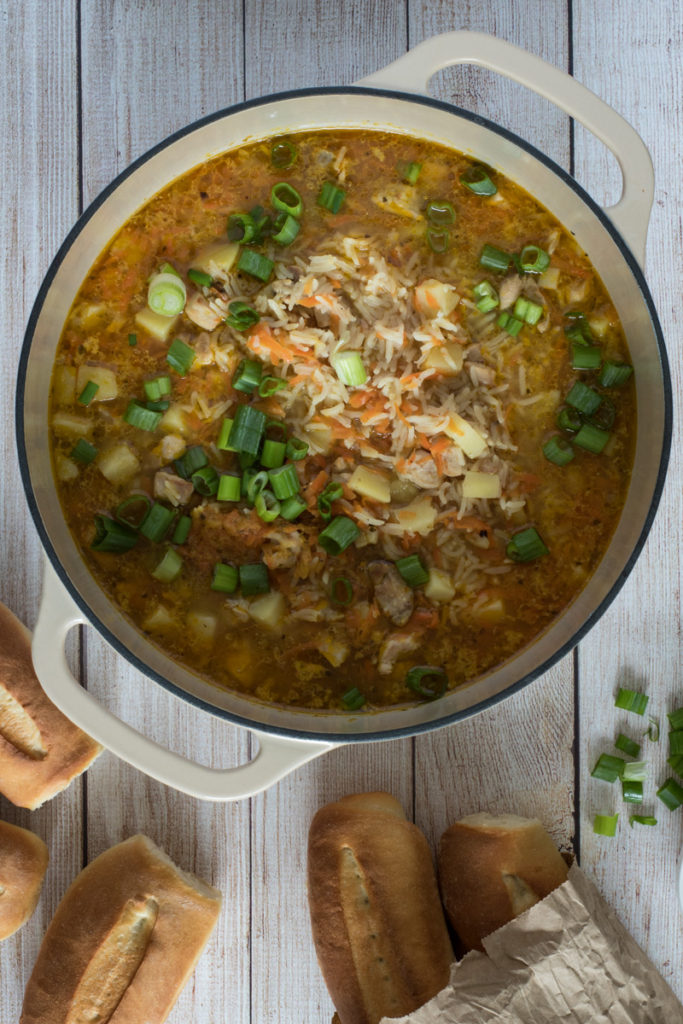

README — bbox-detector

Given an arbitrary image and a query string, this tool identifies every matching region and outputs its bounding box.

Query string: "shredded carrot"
[348,389,373,409]
[438,512,492,534]
[360,401,388,423]
[304,470,329,505]
[408,606,440,630]
[247,324,296,365]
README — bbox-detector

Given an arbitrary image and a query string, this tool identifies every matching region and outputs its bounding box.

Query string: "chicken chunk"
[378,631,420,675]
[154,470,194,507]
[184,291,223,331]
[368,560,414,627]
[398,450,440,491]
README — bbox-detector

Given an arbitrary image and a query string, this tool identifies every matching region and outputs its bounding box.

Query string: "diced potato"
[472,595,506,626]
[317,635,350,668]
[304,422,333,455]
[394,496,436,535]
[160,404,189,436]
[97,444,140,486]
[414,279,459,317]
[76,365,118,401]
[55,454,79,482]
[52,411,93,438]
[53,365,77,405]
[445,414,488,459]
[248,591,286,631]
[187,610,217,643]
[371,184,421,219]
[135,307,179,342]
[425,568,455,603]
[159,434,187,461]
[348,465,391,504]
[424,342,464,375]
[462,471,501,499]
[143,605,175,633]
[588,313,610,338]
[538,267,560,290]
[74,302,108,329]
[191,241,239,277]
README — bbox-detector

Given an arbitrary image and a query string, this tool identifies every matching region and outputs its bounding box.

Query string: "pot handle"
[32,560,333,802]
[357,32,653,266]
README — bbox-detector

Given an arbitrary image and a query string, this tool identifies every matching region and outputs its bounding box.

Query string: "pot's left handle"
[33,560,333,801]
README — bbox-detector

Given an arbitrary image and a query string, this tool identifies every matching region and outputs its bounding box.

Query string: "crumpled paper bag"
[384,863,682,1023]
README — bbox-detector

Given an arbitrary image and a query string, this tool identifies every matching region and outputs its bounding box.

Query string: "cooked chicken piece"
[498,274,524,310]
[154,470,194,507]
[193,330,216,366]
[378,631,420,675]
[185,291,223,331]
[368,560,414,627]
[160,434,186,461]
[317,635,350,667]
[441,444,466,477]
[263,527,305,570]
[468,362,496,387]
[398,450,440,490]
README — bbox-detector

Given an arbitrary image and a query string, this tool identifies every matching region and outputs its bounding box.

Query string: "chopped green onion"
[587,396,616,431]
[396,554,429,588]
[217,418,236,451]
[564,312,593,345]
[233,359,262,395]
[668,755,683,777]
[645,716,660,742]
[172,515,191,545]
[227,212,257,243]
[426,200,455,225]
[265,417,288,441]
[188,268,212,289]
[630,815,657,827]
[426,228,450,253]
[225,301,260,333]
[145,400,169,412]
[622,780,643,803]
[271,139,298,169]
[140,502,175,543]
[542,435,575,466]
[228,404,267,456]
[271,182,303,218]
[212,562,238,594]
[318,482,343,522]
[656,777,683,811]
[341,687,366,710]
[285,437,309,461]
[71,438,98,464]
[668,708,683,731]
[272,213,300,246]
[615,733,641,758]
[513,297,544,326]
[556,406,583,433]
[565,381,602,416]
[255,490,281,522]
[318,515,360,555]
[243,469,269,505]
[128,333,137,346]
[615,688,649,716]
[473,280,499,313]
[571,343,602,370]
[123,400,162,432]
[591,753,625,783]
[279,495,307,521]
[329,577,353,607]
[669,730,683,756]
[143,375,171,402]
[91,515,138,553]
[330,351,367,387]
[260,439,286,469]
[593,813,619,837]
[574,423,610,454]
[268,463,300,500]
[217,474,241,502]
[398,161,421,185]
[166,338,195,375]
[479,244,511,273]
[496,311,524,337]
[258,375,288,398]
[239,563,270,596]
[518,244,550,274]
[600,362,633,388]
[406,665,447,700]
[317,181,346,213]
[237,249,274,282]
[240,451,257,469]
[460,165,497,196]
[174,445,208,480]
[191,465,219,496]
[248,204,273,242]
[622,761,648,782]
[114,494,152,530]
[148,271,186,316]
[152,548,183,583]
[77,380,99,405]
[506,526,548,562]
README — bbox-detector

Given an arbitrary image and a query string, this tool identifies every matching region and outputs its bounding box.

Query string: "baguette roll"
[20,833,222,1024]
[438,812,569,952]
[308,792,453,1024]
[0,820,49,941]
[0,601,101,809]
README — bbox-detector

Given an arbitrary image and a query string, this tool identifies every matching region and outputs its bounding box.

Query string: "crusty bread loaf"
[0,601,101,808]
[438,812,569,951]
[308,792,454,1024]
[0,819,49,941]
[20,833,222,1024]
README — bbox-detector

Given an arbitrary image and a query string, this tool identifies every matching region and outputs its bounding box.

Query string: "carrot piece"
[304,470,329,505]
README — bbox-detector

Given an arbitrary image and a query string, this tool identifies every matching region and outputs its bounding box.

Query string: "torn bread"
[438,811,569,952]
[0,601,101,808]
[0,819,49,941]
[20,833,222,1024]
[308,792,453,1024]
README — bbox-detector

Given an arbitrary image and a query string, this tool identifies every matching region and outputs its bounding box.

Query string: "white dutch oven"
[17,33,671,800]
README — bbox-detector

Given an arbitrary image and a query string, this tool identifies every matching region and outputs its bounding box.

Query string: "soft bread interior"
[502,873,540,916]
[457,812,543,831]
[0,683,46,759]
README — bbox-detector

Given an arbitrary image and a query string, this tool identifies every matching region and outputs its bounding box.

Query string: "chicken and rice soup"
[49,130,635,710]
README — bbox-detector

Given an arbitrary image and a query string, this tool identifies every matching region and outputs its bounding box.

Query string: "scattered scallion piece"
[272,212,300,246]
[265,417,288,441]
[243,469,269,505]
[166,337,195,375]
[237,249,274,282]
[426,199,456,225]
[152,548,183,583]
[188,268,213,288]
[542,435,575,466]
[630,815,657,827]
[317,181,346,213]
[330,351,368,387]
[473,280,499,313]
[143,375,172,402]
[622,779,644,803]
[140,503,175,543]
[148,271,187,316]
[668,708,683,731]
[71,438,98,464]
[564,313,593,345]
[279,495,307,521]
[318,515,360,555]
[556,406,583,433]
[586,396,616,431]
[622,761,648,782]
[268,463,300,500]
[318,482,343,522]
[518,244,550,274]
[513,296,544,325]
[225,302,260,333]
[91,515,138,553]
[426,228,450,253]
[285,437,309,461]
[565,381,602,416]
[506,526,548,563]
[123,400,162,432]
[615,687,649,716]
[114,494,152,530]
[615,733,641,758]
[217,417,236,451]
[233,359,262,395]
[174,445,208,480]
[668,755,683,777]
[191,465,219,496]
[258,376,288,398]
[406,665,447,700]
[227,212,257,243]
[271,182,303,218]
[669,730,683,756]
[172,515,192,545]
[591,753,625,783]
[128,333,137,346]
[600,361,633,388]
[646,716,660,742]
[239,563,270,596]
[217,474,241,502]
[574,422,610,454]
[656,777,683,811]
[77,380,99,405]
[260,439,286,469]
[271,139,298,169]
[460,165,497,196]
[255,490,281,523]
[497,311,524,337]
[593,813,619,837]
[211,563,238,594]
[571,343,602,371]
[398,160,422,185]
[341,687,366,710]
[479,243,511,272]
[396,554,429,588]
[329,576,354,607]
[228,404,267,456]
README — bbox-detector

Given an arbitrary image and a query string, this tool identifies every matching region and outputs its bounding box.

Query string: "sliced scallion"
[148,271,186,317]
[330,350,367,387]
[271,139,298,169]
[396,554,429,588]
[268,463,300,500]
[317,181,346,213]
[615,733,641,758]
[318,515,360,555]
[172,515,191,545]
[600,361,633,388]
[211,562,238,594]
[497,311,524,337]
[513,297,544,326]
[188,268,212,288]
[587,396,616,431]
[128,333,137,346]
[217,418,236,451]
[258,375,288,398]
[237,249,274,282]
[557,406,583,433]
[565,381,602,416]
[91,516,138,553]
[285,436,309,461]
[427,228,450,253]
[152,548,183,583]
[542,435,575,466]
[669,730,683,756]
[329,576,353,607]
[271,182,303,218]
[166,337,195,375]
[593,813,618,837]
[461,165,497,195]
[144,375,171,402]
[228,404,267,456]
[571,343,602,371]
[630,815,657,827]
[217,474,241,502]
[255,490,281,523]
[426,199,455,225]
[615,688,649,716]
[591,753,625,783]
[341,686,366,710]
[622,760,648,782]
[473,280,499,313]
[191,465,219,496]
[506,526,548,562]
[406,665,447,700]
[114,494,152,530]
[233,359,262,395]
[123,400,162,432]
[140,502,175,543]
[398,160,421,185]
[239,563,270,596]
[227,212,257,243]
[174,445,207,480]
[260,439,286,469]
[226,301,260,331]
[272,212,300,246]
[622,780,643,803]
[574,422,610,454]
[668,708,683,731]
[244,469,269,505]
[479,243,511,273]
[77,380,99,406]
[668,755,683,777]
[656,777,683,811]
[645,716,660,742]
[279,495,307,521]
[518,244,550,274]
[71,438,98,464]
[318,482,343,522]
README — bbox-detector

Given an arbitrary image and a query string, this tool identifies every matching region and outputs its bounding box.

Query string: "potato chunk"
[461,471,501,499]
[76,365,118,401]
[134,307,179,342]
[97,445,140,486]
[348,465,391,503]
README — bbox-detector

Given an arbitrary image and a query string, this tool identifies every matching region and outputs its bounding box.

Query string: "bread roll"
[0,820,49,940]
[0,601,101,808]
[438,812,569,951]
[308,792,453,1024]
[20,834,222,1024]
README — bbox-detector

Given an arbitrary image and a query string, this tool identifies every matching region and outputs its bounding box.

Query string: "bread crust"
[0,820,49,941]
[20,833,222,1024]
[438,812,569,952]
[308,792,453,1024]
[0,602,101,809]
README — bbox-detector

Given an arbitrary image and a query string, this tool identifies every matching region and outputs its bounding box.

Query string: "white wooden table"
[1,2,681,1019]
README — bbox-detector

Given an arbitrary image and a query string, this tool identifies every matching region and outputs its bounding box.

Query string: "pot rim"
[16,84,673,743]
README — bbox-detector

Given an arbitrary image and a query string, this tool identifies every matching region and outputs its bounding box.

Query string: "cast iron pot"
[17,33,671,800]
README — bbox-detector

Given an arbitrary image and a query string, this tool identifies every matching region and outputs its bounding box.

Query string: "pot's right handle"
[357,32,654,266]
[32,559,333,802]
